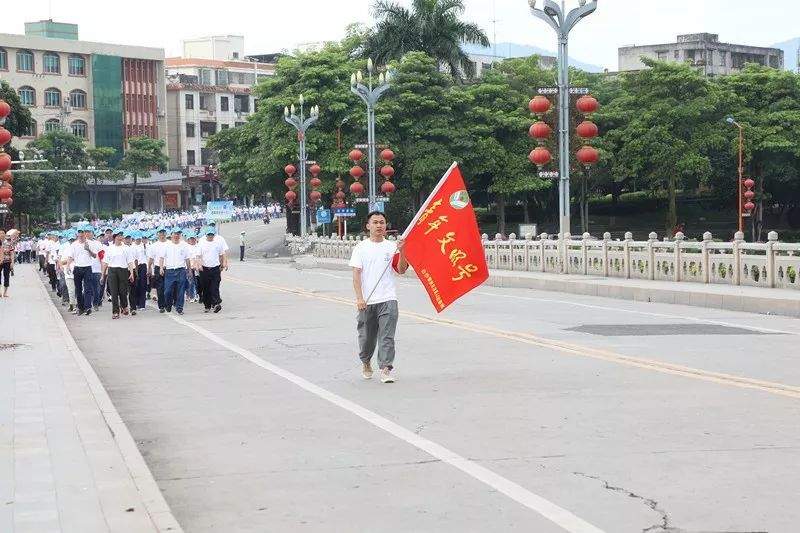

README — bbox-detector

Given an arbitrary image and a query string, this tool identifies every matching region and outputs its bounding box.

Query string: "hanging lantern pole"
[284,96,319,236]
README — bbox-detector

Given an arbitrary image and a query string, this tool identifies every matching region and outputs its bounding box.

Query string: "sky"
[1,0,798,70]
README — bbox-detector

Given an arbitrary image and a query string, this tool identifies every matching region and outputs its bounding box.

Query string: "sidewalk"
[307,256,800,318]
[0,265,181,533]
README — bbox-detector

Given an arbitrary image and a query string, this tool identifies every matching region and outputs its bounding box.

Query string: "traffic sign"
[369,201,385,213]
[333,207,357,218]
[316,208,332,224]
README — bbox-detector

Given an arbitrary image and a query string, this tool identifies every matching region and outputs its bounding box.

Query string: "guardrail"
[286,230,800,291]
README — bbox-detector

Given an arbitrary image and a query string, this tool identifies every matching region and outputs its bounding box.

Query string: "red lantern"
[577,146,599,165]
[381,181,396,194]
[284,177,297,189]
[350,182,364,196]
[349,165,364,179]
[0,153,11,172]
[310,177,322,188]
[380,165,395,178]
[529,96,551,114]
[309,190,322,202]
[744,178,755,189]
[0,100,10,119]
[576,95,599,114]
[285,190,297,202]
[284,164,297,177]
[0,170,11,183]
[744,202,756,212]
[576,120,598,139]
[528,147,551,166]
[309,164,321,176]
[0,188,11,200]
[380,149,395,162]
[349,149,364,162]
[529,122,551,139]
[335,191,346,200]
[0,127,11,146]
[744,190,755,200]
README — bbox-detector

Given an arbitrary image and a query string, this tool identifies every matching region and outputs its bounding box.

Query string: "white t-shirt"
[67,239,102,268]
[148,240,169,266]
[214,234,229,252]
[103,244,134,269]
[162,241,192,269]
[198,238,225,268]
[46,240,60,265]
[90,241,103,273]
[131,243,147,264]
[348,239,399,305]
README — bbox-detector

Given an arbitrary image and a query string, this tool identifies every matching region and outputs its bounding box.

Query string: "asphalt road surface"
[54,218,800,533]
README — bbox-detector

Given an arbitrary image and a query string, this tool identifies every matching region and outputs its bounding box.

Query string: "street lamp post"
[527,0,598,236]
[726,117,745,233]
[284,96,319,236]
[350,58,391,207]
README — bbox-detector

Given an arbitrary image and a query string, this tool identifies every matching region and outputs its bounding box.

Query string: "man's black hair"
[365,211,387,224]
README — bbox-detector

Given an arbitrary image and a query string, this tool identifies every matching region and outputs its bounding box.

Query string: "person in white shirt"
[89,232,105,311]
[37,237,48,272]
[184,232,200,303]
[64,226,102,316]
[45,233,61,292]
[197,227,226,313]
[147,228,169,312]
[101,229,136,319]
[131,231,149,311]
[159,228,192,315]
[239,231,246,262]
[59,231,78,313]
[349,211,408,383]
[56,233,73,309]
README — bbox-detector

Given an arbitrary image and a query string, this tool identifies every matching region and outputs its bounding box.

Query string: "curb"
[37,276,183,532]
[311,257,800,319]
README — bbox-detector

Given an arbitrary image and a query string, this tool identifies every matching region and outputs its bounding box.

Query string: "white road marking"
[169,313,606,533]
[237,262,797,335]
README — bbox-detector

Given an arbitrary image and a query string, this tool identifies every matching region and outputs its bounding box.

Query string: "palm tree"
[364,0,490,81]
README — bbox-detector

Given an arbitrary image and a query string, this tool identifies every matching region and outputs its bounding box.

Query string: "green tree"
[364,0,490,80]
[118,136,167,208]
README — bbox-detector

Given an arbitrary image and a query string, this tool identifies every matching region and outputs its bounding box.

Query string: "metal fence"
[286,230,800,291]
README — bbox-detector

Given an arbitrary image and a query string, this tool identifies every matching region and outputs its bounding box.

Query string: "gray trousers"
[357,300,398,369]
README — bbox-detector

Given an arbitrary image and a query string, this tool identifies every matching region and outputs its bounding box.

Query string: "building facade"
[619,33,784,75]
[0,20,167,158]
[165,36,276,205]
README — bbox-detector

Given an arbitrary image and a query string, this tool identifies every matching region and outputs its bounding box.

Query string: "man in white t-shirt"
[349,211,408,383]
[197,227,226,313]
[159,228,193,314]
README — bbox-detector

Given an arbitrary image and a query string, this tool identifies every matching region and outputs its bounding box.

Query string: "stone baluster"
[647,232,657,280]
[674,232,685,282]
[766,231,778,288]
[702,232,712,284]
[733,231,744,286]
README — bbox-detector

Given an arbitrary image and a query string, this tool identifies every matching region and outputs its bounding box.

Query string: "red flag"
[402,163,489,313]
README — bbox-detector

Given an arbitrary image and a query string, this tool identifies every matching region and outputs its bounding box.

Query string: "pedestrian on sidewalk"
[349,211,408,384]
[239,231,246,262]
[45,232,60,293]
[101,229,136,319]
[0,230,15,298]
[198,226,225,313]
[160,228,192,315]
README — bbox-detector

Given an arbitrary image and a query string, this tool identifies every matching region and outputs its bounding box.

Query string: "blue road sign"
[333,207,357,218]
[316,208,332,224]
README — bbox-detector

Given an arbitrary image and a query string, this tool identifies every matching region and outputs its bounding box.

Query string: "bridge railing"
[285,230,800,291]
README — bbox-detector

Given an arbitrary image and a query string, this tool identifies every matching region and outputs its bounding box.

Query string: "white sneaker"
[380,368,394,383]
[361,362,373,380]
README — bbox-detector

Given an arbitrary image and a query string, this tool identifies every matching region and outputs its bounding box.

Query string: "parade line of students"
[35,223,229,319]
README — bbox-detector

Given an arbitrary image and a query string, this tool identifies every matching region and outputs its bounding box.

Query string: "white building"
[165,36,277,203]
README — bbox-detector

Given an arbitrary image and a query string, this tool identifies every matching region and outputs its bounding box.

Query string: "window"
[0,48,7,70]
[185,94,194,109]
[235,121,245,128]
[233,94,250,113]
[43,52,60,74]
[17,86,35,107]
[68,54,86,76]
[45,119,61,133]
[186,122,196,137]
[220,124,229,130]
[44,87,62,107]
[199,68,213,85]
[674,50,680,60]
[22,119,36,137]
[201,147,216,165]
[16,50,34,72]
[656,51,668,61]
[200,121,216,138]
[186,150,196,165]
[69,89,87,109]
[71,120,88,138]
[199,93,215,111]
[232,52,239,59]
[220,96,229,111]
[215,69,229,85]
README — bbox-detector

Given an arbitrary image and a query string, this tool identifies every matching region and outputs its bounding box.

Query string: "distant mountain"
[462,41,605,73]
[771,37,799,71]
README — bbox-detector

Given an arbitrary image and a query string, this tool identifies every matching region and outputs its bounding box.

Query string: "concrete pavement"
[0,265,181,533]
[41,218,800,532]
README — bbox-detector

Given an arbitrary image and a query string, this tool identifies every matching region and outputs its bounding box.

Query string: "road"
[54,218,800,533]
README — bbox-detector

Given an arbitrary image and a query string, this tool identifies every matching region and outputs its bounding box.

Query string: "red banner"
[402,163,489,313]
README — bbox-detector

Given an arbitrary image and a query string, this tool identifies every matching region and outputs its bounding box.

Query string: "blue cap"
[183,230,197,239]
[203,226,216,235]
[156,226,167,233]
